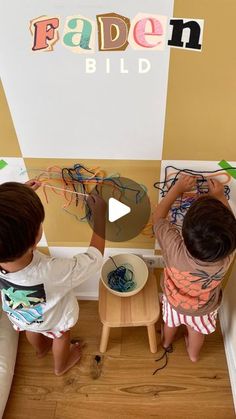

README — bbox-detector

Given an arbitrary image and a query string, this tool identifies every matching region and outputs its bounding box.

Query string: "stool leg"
[147,324,157,353]
[100,325,110,353]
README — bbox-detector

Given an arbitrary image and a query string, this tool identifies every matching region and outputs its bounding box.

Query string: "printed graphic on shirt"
[164,266,225,311]
[190,268,223,289]
[0,277,46,325]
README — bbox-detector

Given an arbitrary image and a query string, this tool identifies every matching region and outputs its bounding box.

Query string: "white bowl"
[101,253,149,297]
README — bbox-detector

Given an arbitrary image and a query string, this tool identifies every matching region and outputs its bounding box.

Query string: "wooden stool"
[99,272,160,353]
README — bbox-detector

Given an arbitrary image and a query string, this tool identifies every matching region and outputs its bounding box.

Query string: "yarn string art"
[107,256,136,293]
[154,165,233,199]
[154,165,234,228]
[61,164,147,204]
[29,163,147,224]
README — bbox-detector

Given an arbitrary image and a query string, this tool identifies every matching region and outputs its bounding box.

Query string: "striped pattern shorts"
[162,294,218,335]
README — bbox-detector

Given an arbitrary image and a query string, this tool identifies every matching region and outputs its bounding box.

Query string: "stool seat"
[99,272,160,353]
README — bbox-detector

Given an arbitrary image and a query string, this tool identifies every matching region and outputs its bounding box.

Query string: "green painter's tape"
[218,160,236,180]
[0,159,7,170]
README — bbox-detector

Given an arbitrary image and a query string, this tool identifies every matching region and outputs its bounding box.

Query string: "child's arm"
[153,174,196,225]
[26,179,106,254]
[207,178,232,211]
[87,195,106,255]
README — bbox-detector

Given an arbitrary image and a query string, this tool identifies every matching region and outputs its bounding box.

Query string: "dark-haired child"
[0,180,106,375]
[153,175,236,362]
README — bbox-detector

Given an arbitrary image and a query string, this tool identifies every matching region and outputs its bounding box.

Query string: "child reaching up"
[153,175,236,362]
[0,180,106,375]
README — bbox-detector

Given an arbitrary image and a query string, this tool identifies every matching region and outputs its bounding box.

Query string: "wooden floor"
[4,301,235,419]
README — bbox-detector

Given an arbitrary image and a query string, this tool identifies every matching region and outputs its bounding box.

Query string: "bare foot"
[184,333,198,363]
[54,343,82,376]
[36,341,52,359]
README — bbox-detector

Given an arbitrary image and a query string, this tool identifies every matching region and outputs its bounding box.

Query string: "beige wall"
[0,80,21,156]
[163,0,236,162]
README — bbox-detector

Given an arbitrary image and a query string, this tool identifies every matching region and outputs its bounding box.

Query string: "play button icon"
[108,198,131,222]
[87,176,151,242]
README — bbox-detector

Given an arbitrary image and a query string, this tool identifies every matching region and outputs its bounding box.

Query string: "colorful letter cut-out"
[30,16,60,51]
[63,15,95,53]
[97,13,130,51]
[129,14,167,51]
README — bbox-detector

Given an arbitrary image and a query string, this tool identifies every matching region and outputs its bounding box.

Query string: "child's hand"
[25,179,41,191]
[174,174,196,194]
[207,178,224,199]
[153,174,195,222]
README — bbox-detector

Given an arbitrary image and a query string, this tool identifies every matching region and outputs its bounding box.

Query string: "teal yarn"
[107,257,136,293]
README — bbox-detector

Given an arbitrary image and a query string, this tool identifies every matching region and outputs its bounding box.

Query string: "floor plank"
[4,301,235,419]
[4,396,56,419]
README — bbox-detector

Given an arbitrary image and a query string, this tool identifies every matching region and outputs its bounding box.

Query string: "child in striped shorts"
[153,174,236,362]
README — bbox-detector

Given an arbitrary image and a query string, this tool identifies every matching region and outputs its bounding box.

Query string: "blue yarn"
[107,258,136,292]
[154,166,232,201]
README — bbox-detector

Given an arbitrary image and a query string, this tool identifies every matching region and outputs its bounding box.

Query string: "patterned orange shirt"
[155,218,234,316]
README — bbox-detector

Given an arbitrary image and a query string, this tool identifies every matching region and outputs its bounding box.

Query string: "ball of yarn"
[107,262,136,292]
